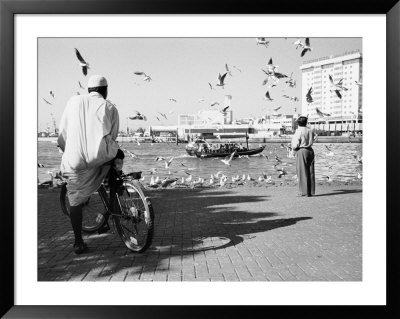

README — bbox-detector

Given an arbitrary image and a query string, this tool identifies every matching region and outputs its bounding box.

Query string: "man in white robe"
[57,75,124,254]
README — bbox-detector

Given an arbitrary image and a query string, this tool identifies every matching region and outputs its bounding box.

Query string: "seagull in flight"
[293,38,304,49]
[42,97,52,105]
[273,106,282,112]
[225,64,232,76]
[264,91,273,101]
[133,71,152,82]
[164,157,174,169]
[221,151,237,166]
[78,81,85,89]
[129,111,147,121]
[49,91,55,99]
[208,82,215,90]
[306,87,313,103]
[74,48,90,76]
[354,80,363,86]
[222,105,230,112]
[233,65,242,72]
[169,98,177,102]
[300,38,312,57]
[158,112,168,120]
[315,107,331,118]
[256,37,270,48]
[216,72,228,89]
[210,101,220,107]
[329,75,348,99]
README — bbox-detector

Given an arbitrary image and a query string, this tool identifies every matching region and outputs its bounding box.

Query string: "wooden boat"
[193,145,265,158]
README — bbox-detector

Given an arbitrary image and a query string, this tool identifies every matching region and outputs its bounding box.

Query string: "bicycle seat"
[124,171,142,180]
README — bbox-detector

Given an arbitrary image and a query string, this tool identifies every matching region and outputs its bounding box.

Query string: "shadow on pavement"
[312,189,362,197]
[38,187,313,281]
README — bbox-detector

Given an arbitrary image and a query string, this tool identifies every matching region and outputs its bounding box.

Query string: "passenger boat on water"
[185,139,265,158]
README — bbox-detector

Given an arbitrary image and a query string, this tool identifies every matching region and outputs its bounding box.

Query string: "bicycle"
[60,164,154,253]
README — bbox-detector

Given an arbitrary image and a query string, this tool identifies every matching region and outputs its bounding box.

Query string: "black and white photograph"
[3,7,396,315]
[37,37,364,282]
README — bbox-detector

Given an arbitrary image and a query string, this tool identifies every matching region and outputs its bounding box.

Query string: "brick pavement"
[38,182,362,281]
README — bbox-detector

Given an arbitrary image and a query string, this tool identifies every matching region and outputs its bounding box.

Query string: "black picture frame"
[1,0,399,318]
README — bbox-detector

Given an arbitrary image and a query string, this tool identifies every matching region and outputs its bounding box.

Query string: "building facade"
[300,50,363,132]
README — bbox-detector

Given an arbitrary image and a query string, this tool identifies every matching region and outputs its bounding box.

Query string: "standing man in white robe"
[57,75,124,254]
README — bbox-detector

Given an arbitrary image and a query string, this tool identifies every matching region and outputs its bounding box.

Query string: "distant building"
[300,50,363,132]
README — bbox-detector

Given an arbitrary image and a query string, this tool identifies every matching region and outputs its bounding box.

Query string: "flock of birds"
[37,140,363,189]
[38,38,363,189]
[41,38,362,128]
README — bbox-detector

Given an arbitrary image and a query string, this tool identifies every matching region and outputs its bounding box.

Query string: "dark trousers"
[296,148,315,196]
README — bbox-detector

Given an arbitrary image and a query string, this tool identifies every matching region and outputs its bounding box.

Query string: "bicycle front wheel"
[112,181,154,253]
[60,183,109,233]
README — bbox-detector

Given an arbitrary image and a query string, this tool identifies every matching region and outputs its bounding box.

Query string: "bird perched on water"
[300,38,312,57]
[324,145,334,156]
[219,175,228,187]
[276,168,287,178]
[161,177,178,188]
[38,162,45,168]
[306,87,313,103]
[353,153,363,164]
[149,168,158,175]
[216,72,228,89]
[42,97,52,105]
[322,175,333,183]
[129,111,147,121]
[256,37,270,48]
[221,151,237,166]
[169,98,177,102]
[264,91,273,101]
[74,48,90,76]
[155,156,166,162]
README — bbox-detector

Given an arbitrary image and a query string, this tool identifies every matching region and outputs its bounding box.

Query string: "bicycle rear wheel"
[112,181,154,252]
[60,183,109,233]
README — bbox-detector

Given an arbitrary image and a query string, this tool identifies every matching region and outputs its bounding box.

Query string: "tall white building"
[300,51,362,127]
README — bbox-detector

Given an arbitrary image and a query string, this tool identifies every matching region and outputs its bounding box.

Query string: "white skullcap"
[88,75,108,88]
[296,113,308,121]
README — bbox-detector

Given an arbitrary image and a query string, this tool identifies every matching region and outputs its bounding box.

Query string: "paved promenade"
[38,182,362,281]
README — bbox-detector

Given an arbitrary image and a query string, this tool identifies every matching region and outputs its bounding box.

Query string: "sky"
[38,37,362,132]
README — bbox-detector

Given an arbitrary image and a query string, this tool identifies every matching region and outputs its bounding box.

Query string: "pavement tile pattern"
[38,183,362,282]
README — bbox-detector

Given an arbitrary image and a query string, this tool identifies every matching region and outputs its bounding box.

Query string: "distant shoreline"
[38,135,362,144]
